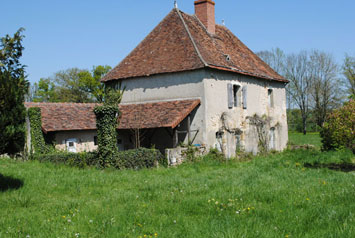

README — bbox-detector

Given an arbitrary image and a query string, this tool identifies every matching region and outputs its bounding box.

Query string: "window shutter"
[227,83,233,109]
[242,86,247,109]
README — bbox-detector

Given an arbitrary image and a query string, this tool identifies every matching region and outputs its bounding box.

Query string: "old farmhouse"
[26,0,288,158]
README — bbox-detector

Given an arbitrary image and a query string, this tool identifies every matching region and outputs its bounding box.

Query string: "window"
[233,85,240,107]
[94,136,98,146]
[68,142,74,147]
[268,89,274,108]
[228,83,241,109]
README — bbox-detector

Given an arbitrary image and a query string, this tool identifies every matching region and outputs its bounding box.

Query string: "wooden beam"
[173,128,178,148]
[187,115,191,144]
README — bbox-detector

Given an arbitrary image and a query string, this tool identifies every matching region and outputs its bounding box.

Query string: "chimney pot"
[194,0,216,34]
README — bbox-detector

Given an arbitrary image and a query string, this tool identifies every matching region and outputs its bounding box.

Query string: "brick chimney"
[194,0,216,34]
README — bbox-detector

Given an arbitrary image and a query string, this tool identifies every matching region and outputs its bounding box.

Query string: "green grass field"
[288,132,323,149]
[1,133,354,238]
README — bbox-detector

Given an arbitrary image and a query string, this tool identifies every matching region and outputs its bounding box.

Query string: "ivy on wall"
[94,105,119,167]
[28,107,50,154]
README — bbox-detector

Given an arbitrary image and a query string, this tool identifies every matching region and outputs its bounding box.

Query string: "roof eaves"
[207,64,289,83]
[170,99,201,129]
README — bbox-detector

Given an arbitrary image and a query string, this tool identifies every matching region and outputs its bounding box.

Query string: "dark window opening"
[94,136,98,146]
[233,85,240,107]
[268,89,274,107]
[68,142,74,147]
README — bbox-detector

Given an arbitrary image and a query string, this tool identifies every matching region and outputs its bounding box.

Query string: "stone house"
[26,0,288,157]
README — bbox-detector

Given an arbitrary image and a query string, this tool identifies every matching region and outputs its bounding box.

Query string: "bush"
[321,100,355,153]
[30,148,166,170]
[31,151,97,168]
[113,148,167,169]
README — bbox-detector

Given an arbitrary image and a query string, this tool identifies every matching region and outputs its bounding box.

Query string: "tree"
[0,28,29,155]
[257,48,296,109]
[321,99,355,153]
[257,48,286,76]
[309,50,342,127]
[343,55,355,97]
[32,78,58,102]
[285,51,313,135]
[31,65,111,103]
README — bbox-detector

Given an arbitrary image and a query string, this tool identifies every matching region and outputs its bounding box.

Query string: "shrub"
[113,148,166,169]
[30,151,97,168]
[321,100,355,153]
[30,148,166,170]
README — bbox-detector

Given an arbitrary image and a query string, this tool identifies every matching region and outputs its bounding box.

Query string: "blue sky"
[1,0,354,84]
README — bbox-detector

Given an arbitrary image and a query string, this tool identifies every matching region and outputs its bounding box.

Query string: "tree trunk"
[302,116,307,135]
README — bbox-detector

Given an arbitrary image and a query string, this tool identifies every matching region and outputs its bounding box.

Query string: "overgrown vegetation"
[1,133,354,237]
[30,148,165,170]
[0,28,29,156]
[27,107,51,154]
[321,99,355,153]
[247,114,273,153]
[94,105,119,168]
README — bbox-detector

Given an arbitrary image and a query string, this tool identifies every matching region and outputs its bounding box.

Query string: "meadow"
[0,133,354,238]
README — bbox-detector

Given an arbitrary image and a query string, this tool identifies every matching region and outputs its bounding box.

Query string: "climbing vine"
[94,105,119,168]
[28,107,50,154]
[247,114,271,154]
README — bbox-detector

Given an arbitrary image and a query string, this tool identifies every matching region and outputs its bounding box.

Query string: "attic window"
[225,54,231,61]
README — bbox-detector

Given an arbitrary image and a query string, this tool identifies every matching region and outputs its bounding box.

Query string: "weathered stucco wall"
[55,130,98,152]
[114,70,207,147]
[204,69,288,156]
[111,68,288,157]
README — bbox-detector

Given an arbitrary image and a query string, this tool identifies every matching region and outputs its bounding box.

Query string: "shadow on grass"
[0,174,24,192]
[304,163,355,172]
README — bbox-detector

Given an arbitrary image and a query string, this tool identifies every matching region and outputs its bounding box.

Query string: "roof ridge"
[175,9,208,67]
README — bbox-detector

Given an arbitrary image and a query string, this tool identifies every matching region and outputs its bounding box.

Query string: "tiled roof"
[25,99,200,132]
[102,9,287,83]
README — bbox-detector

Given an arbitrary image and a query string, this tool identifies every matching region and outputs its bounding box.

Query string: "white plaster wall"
[113,70,208,146]
[204,69,288,155]
[55,130,98,152]
[111,69,288,156]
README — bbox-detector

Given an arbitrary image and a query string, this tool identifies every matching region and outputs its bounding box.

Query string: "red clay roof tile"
[25,100,200,132]
[102,9,287,83]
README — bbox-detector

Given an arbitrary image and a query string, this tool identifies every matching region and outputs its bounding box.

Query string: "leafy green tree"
[31,65,111,103]
[321,99,355,153]
[32,78,58,102]
[0,28,29,155]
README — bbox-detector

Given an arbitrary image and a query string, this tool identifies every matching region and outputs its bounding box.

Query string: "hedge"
[30,151,98,168]
[31,148,167,170]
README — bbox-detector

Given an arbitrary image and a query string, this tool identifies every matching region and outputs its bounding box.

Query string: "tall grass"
[289,132,322,149]
[1,147,354,237]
